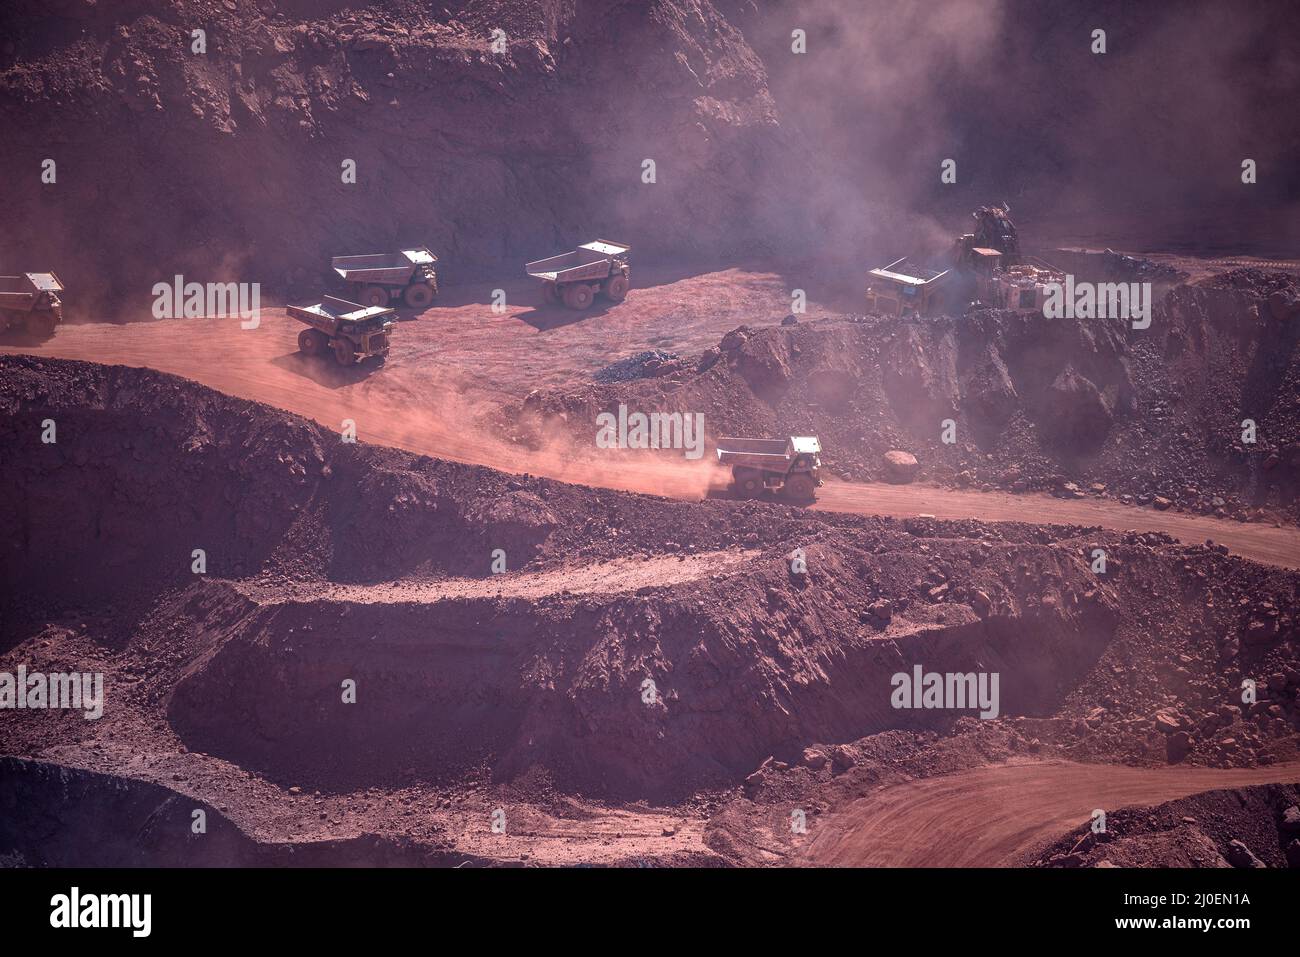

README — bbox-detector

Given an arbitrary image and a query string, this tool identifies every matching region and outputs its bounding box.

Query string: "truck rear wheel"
[298,329,328,356]
[563,283,594,310]
[603,274,630,302]
[733,467,763,499]
[403,283,434,308]
[332,338,356,366]
[359,286,390,308]
[783,474,816,503]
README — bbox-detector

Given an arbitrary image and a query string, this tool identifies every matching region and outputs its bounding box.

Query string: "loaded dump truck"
[716,435,823,502]
[288,296,395,366]
[864,258,953,318]
[0,272,64,336]
[331,247,438,309]
[526,239,630,309]
[866,204,1063,317]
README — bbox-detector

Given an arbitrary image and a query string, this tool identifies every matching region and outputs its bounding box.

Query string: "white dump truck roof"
[400,247,437,264]
[790,436,821,454]
[579,240,631,257]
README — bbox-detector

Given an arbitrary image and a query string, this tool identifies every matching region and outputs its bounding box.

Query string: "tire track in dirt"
[802,759,1300,867]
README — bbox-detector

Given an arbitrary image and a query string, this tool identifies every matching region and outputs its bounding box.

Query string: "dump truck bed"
[332,248,437,284]
[869,258,950,286]
[716,435,821,465]
[525,239,630,282]
[287,296,393,333]
[716,437,791,458]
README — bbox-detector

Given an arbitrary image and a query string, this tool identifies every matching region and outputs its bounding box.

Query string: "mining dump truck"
[526,239,630,309]
[864,258,953,317]
[716,435,823,502]
[0,272,64,336]
[288,296,395,366]
[867,204,1061,317]
[331,247,438,309]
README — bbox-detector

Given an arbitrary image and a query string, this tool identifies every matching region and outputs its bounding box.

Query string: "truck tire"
[603,274,630,302]
[332,338,356,366]
[403,283,434,308]
[783,474,816,503]
[359,286,390,308]
[26,314,58,338]
[563,283,594,310]
[540,282,560,306]
[733,467,763,499]
[298,329,328,356]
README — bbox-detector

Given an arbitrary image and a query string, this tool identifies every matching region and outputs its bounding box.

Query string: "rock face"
[882,450,920,483]
[883,327,960,422]
[0,0,780,304]
[960,343,1020,428]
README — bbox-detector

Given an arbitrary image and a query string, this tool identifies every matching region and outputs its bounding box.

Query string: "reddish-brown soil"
[3,355,1298,866]
[3,0,1300,870]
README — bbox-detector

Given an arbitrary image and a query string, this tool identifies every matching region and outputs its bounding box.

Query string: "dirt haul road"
[6,273,1299,570]
[802,759,1300,867]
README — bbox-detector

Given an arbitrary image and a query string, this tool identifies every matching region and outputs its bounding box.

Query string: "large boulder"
[882,450,920,483]
[1042,365,1113,445]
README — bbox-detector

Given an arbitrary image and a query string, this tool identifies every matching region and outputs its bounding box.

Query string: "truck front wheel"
[332,338,356,366]
[783,474,816,503]
[403,283,434,308]
[26,314,58,338]
[603,274,630,302]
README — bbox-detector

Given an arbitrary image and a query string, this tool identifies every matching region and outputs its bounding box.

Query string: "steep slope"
[0,0,778,310]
